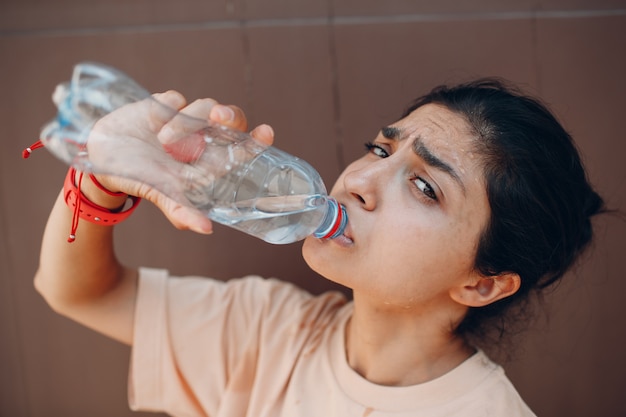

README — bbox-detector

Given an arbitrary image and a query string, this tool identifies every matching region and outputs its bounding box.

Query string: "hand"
[88,91,275,234]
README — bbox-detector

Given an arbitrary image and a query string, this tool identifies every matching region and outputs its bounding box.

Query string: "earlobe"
[450,273,521,307]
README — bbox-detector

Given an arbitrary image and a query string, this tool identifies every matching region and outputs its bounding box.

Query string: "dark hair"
[402,79,605,343]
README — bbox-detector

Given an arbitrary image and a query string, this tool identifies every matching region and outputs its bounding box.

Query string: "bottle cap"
[313,198,348,240]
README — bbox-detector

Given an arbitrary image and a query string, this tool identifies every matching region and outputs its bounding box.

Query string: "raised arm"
[34,91,274,345]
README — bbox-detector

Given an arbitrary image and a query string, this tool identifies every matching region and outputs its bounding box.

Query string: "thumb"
[145,187,214,235]
[167,204,214,235]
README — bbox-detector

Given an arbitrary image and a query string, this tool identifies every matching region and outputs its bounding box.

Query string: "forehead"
[394,103,474,143]
[393,104,485,183]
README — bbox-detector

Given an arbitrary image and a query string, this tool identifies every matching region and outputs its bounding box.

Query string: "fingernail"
[214,105,234,122]
[191,221,213,235]
[259,124,274,137]
[251,124,274,144]
[194,228,213,235]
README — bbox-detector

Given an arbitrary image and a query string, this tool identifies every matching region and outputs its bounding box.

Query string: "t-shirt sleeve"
[128,267,346,416]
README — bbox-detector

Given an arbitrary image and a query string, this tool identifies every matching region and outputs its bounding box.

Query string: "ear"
[449,273,521,308]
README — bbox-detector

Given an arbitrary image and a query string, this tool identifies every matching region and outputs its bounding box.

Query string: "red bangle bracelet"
[63,167,141,242]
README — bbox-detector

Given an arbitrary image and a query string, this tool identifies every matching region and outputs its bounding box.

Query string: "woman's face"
[302,103,491,309]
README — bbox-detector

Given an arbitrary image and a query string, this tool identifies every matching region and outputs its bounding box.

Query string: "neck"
[345,295,474,387]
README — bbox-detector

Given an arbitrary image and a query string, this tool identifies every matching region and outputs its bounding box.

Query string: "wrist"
[75,172,128,210]
[64,167,141,242]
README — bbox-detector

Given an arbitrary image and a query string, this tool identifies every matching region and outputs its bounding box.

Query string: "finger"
[250,124,275,146]
[93,170,213,234]
[148,90,187,132]
[158,98,219,162]
[159,98,218,145]
[134,183,214,234]
[209,104,249,132]
[165,204,214,235]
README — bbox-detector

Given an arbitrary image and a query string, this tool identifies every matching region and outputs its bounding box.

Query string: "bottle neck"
[313,197,347,240]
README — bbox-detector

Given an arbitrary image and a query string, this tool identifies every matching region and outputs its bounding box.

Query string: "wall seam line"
[2,8,625,38]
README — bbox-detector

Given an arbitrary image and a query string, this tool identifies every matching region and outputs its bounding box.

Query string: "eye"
[364,142,389,158]
[412,176,438,201]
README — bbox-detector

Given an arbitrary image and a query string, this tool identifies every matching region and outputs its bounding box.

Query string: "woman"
[34,79,604,416]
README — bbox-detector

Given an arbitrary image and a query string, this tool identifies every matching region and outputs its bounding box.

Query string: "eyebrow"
[381,126,466,194]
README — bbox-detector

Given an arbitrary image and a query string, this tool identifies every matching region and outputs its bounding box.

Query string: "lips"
[342,225,354,242]
[331,233,353,246]
[332,221,354,245]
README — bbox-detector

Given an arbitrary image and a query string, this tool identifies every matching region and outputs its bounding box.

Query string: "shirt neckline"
[329,304,501,411]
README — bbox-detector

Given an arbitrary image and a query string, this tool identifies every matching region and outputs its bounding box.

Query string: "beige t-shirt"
[129,267,536,417]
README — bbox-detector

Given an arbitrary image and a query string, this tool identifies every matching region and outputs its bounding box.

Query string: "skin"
[34,94,519,388]
[303,103,519,385]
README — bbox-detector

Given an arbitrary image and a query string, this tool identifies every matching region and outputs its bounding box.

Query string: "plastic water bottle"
[36,62,347,244]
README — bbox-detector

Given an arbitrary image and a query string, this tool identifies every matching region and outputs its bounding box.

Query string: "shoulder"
[462,351,537,417]
[136,266,348,324]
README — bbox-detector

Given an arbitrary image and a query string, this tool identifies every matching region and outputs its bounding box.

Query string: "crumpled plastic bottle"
[36,62,347,244]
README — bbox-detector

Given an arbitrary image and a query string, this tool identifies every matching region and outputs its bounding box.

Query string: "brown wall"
[1,1,625,416]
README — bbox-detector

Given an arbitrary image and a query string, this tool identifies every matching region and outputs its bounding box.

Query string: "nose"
[341,159,387,211]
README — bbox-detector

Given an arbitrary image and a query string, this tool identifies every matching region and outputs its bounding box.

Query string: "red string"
[22,140,44,159]
[68,171,83,243]
[88,174,125,196]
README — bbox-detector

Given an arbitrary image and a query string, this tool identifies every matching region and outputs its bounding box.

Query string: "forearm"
[35,173,138,344]
[32,97,264,344]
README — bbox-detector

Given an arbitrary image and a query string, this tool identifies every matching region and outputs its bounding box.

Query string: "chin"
[301,236,321,268]
[302,237,348,287]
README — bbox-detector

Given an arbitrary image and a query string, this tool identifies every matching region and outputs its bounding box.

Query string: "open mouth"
[333,227,354,245]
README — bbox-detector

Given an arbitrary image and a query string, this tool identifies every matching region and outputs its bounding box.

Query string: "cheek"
[435,217,487,278]
[383,214,478,277]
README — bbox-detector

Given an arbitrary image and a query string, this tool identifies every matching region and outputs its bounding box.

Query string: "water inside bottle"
[209,194,327,244]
